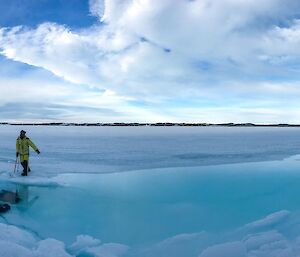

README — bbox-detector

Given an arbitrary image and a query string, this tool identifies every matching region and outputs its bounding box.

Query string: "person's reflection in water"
[16,185,39,211]
[0,189,20,204]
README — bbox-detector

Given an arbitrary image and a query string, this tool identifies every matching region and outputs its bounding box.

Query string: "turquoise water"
[1,155,300,256]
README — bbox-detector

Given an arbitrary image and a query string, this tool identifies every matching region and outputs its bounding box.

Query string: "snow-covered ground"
[1,125,300,175]
[1,126,300,257]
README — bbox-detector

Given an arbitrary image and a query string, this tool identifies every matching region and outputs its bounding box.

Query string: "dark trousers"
[21,160,28,176]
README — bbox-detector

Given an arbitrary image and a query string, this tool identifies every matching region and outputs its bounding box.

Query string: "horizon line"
[1,122,300,127]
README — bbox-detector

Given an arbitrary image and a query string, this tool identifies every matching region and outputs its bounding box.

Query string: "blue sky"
[0,0,97,28]
[1,0,300,123]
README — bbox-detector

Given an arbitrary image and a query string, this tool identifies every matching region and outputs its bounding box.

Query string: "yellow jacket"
[16,137,38,155]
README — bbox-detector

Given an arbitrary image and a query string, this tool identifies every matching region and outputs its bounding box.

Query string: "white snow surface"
[0,172,67,187]
[1,126,300,176]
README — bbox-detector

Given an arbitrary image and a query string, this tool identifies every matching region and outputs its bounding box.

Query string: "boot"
[21,161,28,176]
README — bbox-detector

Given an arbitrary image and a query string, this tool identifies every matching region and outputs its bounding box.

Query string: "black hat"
[20,130,26,134]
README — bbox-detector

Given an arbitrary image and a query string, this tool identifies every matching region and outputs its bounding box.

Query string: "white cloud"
[0,62,176,122]
[0,77,71,105]
[89,0,105,19]
[170,106,300,124]
[2,0,300,122]
[259,20,300,66]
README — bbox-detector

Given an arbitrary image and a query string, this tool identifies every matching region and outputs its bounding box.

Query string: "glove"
[36,149,40,154]
[16,152,19,157]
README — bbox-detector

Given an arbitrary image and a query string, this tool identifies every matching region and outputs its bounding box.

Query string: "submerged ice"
[1,126,300,256]
[0,223,128,257]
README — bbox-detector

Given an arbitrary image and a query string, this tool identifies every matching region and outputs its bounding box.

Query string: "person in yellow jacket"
[16,130,40,176]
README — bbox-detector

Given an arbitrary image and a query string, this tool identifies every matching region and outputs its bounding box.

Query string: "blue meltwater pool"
[1,155,300,257]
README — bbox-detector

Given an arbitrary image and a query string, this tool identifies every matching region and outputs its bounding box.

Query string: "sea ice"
[1,126,300,256]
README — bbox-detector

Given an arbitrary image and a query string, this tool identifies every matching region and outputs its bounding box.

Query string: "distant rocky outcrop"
[1,122,300,127]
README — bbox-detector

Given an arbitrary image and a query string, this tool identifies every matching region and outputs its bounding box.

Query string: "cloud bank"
[1,0,300,122]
